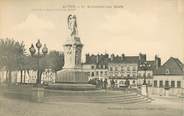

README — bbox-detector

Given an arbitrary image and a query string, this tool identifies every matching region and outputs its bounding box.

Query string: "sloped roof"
[123,56,139,63]
[154,57,184,75]
[110,56,139,64]
[85,54,109,65]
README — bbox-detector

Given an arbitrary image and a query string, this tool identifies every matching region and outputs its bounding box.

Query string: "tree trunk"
[8,70,12,85]
[23,70,26,84]
[55,71,57,83]
[20,70,23,84]
[5,70,8,84]
[40,71,43,84]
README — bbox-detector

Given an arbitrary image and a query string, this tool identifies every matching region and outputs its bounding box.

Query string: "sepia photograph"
[0,0,184,116]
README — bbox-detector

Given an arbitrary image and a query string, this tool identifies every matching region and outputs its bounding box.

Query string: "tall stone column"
[63,36,83,69]
[48,15,96,90]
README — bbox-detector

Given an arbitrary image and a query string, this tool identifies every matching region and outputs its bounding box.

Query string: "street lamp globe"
[42,44,48,55]
[36,39,42,49]
[29,44,36,56]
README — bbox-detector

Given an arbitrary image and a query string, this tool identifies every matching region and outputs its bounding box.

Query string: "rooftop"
[154,57,184,75]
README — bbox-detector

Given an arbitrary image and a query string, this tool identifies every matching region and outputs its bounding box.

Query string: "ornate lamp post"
[140,62,151,85]
[139,61,151,96]
[29,40,48,86]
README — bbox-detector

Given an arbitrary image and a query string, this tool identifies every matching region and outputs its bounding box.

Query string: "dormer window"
[165,69,170,74]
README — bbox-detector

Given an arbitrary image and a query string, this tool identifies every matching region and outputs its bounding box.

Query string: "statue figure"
[68,14,78,36]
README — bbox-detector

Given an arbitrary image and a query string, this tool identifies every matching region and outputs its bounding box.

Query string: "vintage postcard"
[0,0,183,116]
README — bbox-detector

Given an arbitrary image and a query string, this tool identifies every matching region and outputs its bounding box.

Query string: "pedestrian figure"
[95,78,99,88]
[112,79,115,88]
[104,79,108,89]
[97,79,101,88]
[100,79,103,89]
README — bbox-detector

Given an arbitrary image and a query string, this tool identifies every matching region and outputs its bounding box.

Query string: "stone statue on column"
[68,14,78,37]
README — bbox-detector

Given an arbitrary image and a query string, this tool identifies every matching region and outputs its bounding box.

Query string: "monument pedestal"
[48,69,96,90]
[141,85,148,96]
[48,83,96,91]
[55,69,88,83]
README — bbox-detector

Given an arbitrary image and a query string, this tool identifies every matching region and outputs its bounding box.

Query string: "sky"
[0,0,184,63]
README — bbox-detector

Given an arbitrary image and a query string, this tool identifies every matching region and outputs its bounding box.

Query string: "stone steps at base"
[44,93,151,104]
[45,98,150,104]
[45,93,138,98]
[45,90,138,96]
[45,98,148,104]
[45,95,144,101]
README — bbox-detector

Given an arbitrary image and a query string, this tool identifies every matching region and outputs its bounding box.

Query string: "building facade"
[137,56,161,87]
[108,54,140,88]
[151,57,184,96]
[83,53,161,88]
[82,54,109,80]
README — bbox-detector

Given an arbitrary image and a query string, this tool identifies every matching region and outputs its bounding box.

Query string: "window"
[165,69,170,74]
[91,72,94,77]
[119,81,124,84]
[117,72,121,76]
[115,67,118,71]
[147,73,151,77]
[109,67,113,71]
[105,65,108,69]
[177,81,181,88]
[159,81,163,88]
[104,71,107,75]
[132,67,136,71]
[87,72,90,76]
[100,71,103,76]
[115,72,118,76]
[91,66,94,69]
[165,81,169,88]
[127,67,130,71]
[96,72,99,76]
[148,80,150,85]
[121,66,124,71]
[171,81,175,88]
[154,80,157,87]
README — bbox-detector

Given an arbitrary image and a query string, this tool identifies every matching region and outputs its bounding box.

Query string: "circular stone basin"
[47,83,96,91]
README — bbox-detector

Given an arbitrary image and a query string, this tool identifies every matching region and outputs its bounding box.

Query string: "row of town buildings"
[0,53,183,96]
[82,53,160,86]
[82,53,184,96]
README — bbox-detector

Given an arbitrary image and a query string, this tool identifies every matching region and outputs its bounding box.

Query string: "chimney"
[85,53,90,63]
[96,54,100,64]
[155,55,161,70]
[105,53,109,59]
[139,53,146,64]
[121,54,125,61]
[111,54,114,61]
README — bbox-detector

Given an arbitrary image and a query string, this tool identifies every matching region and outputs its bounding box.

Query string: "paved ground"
[0,94,183,116]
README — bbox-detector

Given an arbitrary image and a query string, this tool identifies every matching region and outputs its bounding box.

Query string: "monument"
[48,14,95,90]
